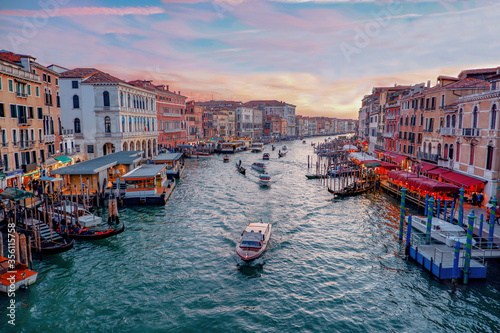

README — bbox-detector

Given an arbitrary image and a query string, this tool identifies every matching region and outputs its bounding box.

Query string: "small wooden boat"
[278,150,287,158]
[305,174,327,179]
[272,145,276,151]
[282,145,287,151]
[235,163,246,175]
[236,221,272,261]
[263,153,270,160]
[328,182,374,197]
[0,256,38,293]
[39,203,102,227]
[251,162,266,172]
[311,142,315,146]
[62,223,125,240]
[258,172,271,186]
[19,218,74,255]
[302,140,306,144]
[223,155,231,163]
[251,142,264,152]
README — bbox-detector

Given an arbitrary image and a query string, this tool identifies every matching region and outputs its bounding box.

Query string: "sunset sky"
[1,0,499,119]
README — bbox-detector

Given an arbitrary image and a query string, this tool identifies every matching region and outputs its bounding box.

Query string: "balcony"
[417,151,440,163]
[163,128,183,134]
[61,129,75,138]
[16,92,27,98]
[18,118,33,126]
[382,132,395,139]
[19,140,35,150]
[162,113,182,118]
[44,134,55,143]
[438,158,454,169]
[461,128,480,137]
[438,127,456,136]
[385,114,396,120]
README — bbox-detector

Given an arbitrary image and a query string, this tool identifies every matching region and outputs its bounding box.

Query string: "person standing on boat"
[239,160,242,166]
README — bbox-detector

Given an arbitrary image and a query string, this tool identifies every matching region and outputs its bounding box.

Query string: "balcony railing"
[19,140,35,150]
[417,151,440,163]
[461,128,480,137]
[382,132,395,139]
[44,134,55,143]
[438,159,454,169]
[18,118,33,126]
[385,114,396,120]
[438,127,456,136]
[16,92,27,98]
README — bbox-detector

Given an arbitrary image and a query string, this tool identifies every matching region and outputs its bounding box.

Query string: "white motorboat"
[258,172,271,186]
[251,142,264,152]
[39,202,102,228]
[251,162,266,172]
[406,215,476,248]
[236,221,272,261]
[0,256,38,293]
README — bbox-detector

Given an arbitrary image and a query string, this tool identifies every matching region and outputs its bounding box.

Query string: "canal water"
[2,137,500,332]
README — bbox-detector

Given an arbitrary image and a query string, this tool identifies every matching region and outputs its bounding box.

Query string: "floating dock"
[408,244,487,280]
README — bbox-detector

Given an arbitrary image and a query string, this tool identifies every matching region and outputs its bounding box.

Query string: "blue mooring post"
[452,239,461,282]
[426,196,434,245]
[437,197,441,218]
[479,214,484,240]
[464,210,476,285]
[458,187,465,227]
[424,193,429,216]
[450,201,455,224]
[443,200,448,221]
[489,196,498,249]
[405,215,412,256]
[399,187,406,241]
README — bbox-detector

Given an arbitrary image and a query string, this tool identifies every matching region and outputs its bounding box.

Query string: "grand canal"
[2,137,500,332]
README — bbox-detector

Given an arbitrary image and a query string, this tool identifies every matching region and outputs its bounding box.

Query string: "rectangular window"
[39,149,45,163]
[440,95,445,108]
[56,78,59,86]
[27,84,31,96]
[28,106,34,118]
[431,97,435,110]
[3,154,8,171]
[10,104,17,118]
[0,103,4,117]
[87,145,94,153]
[14,153,19,169]
[8,79,14,92]
[12,129,17,145]
[0,77,2,90]
[37,107,43,119]
[39,129,43,143]
[486,146,493,170]
[35,86,39,97]
[43,73,47,82]
[47,75,51,83]
[72,81,78,89]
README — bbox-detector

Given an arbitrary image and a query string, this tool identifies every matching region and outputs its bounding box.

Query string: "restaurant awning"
[0,172,6,180]
[43,158,59,167]
[407,178,460,193]
[373,150,383,155]
[392,154,408,163]
[379,161,400,170]
[440,171,485,188]
[54,155,73,164]
[23,169,40,177]
[427,168,451,176]
[418,162,438,173]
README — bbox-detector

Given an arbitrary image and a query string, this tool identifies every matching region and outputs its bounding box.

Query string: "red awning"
[407,178,460,193]
[427,168,451,176]
[418,162,438,173]
[379,161,400,170]
[387,170,419,182]
[440,171,485,188]
[373,150,383,155]
[392,154,408,164]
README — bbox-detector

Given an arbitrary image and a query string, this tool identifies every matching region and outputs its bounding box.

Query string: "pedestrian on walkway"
[471,192,477,206]
[477,192,484,207]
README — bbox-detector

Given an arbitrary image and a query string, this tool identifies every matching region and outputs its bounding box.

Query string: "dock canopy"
[0,187,34,201]
[54,155,73,164]
[384,152,408,163]
[440,171,485,188]
[151,153,183,163]
[387,170,419,182]
[52,151,142,175]
[39,176,63,182]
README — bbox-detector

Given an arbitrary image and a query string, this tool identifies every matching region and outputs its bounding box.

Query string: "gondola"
[328,183,374,197]
[235,162,246,175]
[63,223,125,240]
[305,174,327,179]
[37,239,75,255]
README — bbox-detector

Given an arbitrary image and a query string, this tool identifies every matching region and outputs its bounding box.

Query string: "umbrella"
[0,187,35,201]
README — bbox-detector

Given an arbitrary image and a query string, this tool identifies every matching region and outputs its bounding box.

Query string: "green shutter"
[10,104,17,118]
[8,80,13,92]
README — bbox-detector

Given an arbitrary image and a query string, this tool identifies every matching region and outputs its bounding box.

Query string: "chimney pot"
[427,80,431,88]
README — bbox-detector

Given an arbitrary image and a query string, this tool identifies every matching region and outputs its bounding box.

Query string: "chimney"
[427,80,431,88]
[166,85,169,91]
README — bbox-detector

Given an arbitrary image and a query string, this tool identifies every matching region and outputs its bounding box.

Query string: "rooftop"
[122,164,167,179]
[52,151,143,175]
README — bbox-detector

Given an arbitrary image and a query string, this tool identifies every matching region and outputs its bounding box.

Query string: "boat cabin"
[251,142,264,152]
[151,153,184,179]
[122,164,169,197]
[221,142,245,153]
[240,231,263,248]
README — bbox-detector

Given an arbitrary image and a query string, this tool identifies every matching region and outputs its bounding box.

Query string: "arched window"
[103,91,110,107]
[458,108,463,129]
[122,116,125,132]
[451,114,456,128]
[456,142,460,162]
[437,143,442,157]
[444,144,448,159]
[128,94,131,108]
[446,115,450,128]
[491,104,497,129]
[105,116,111,133]
[74,118,81,133]
[405,115,409,126]
[486,144,494,170]
[129,117,132,132]
[120,93,123,107]
[73,95,80,109]
[472,106,478,128]
[449,144,454,160]
[56,92,60,107]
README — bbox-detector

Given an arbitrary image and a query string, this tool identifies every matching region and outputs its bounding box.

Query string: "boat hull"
[236,223,272,261]
[122,195,166,206]
[36,239,75,255]
[67,223,125,240]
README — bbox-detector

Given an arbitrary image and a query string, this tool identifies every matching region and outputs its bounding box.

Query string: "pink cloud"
[0,6,165,17]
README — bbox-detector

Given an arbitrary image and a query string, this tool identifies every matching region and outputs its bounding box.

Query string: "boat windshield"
[241,241,262,248]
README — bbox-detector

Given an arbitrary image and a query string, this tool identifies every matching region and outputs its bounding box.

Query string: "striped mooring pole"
[464,210,476,285]
[489,196,497,249]
[478,214,484,240]
[452,238,461,283]
[426,196,434,245]
[437,197,441,218]
[399,187,406,241]
[443,200,448,222]
[405,215,412,256]
[458,187,465,227]
[424,193,429,216]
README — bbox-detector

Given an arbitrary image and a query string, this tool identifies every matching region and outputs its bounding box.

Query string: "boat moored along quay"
[121,164,174,205]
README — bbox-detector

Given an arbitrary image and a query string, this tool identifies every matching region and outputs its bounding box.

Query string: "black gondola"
[235,163,246,175]
[37,239,75,255]
[65,223,125,240]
